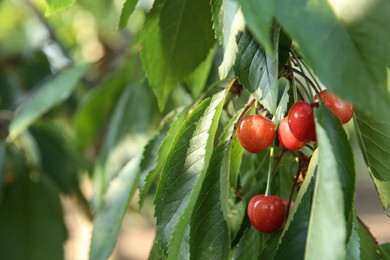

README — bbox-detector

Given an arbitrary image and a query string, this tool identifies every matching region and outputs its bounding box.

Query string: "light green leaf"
[89,156,141,260]
[154,89,228,259]
[0,173,66,260]
[346,216,360,260]
[305,106,356,259]
[234,30,278,114]
[190,143,230,260]
[138,106,189,207]
[218,0,245,79]
[141,0,215,110]
[275,0,390,121]
[93,83,159,209]
[118,0,139,29]
[274,150,318,260]
[211,0,223,43]
[44,0,76,15]
[238,0,274,54]
[354,110,390,214]
[8,64,88,141]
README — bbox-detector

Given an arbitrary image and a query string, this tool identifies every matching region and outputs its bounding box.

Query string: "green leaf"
[118,0,139,29]
[0,141,5,200]
[0,174,66,260]
[346,215,360,260]
[190,143,230,260]
[8,64,88,141]
[93,83,159,209]
[354,110,390,213]
[141,0,215,110]
[234,30,278,114]
[232,227,263,260]
[154,89,228,259]
[139,107,189,207]
[275,0,390,121]
[356,218,381,260]
[218,0,245,79]
[274,149,318,260]
[277,30,292,73]
[44,0,76,15]
[73,60,134,149]
[380,243,390,259]
[211,0,223,43]
[273,78,290,124]
[305,106,356,259]
[89,156,141,260]
[238,0,274,54]
[185,46,217,99]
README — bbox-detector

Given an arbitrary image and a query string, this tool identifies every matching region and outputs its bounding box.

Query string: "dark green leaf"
[354,110,390,213]
[0,174,66,260]
[275,0,390,121]
[346,215,360,260]
[8,64,88,141]
[154,89,228,259]
[238,0,274,54]
[141,0,215,110]
[233,227,263,260]
[277,30,292,73]
[190,144,230,260]
[89,156,141,260]
[274,78,290,125]
[305,106,356,259]
[0,141,5,200]
[274,150,318,260]
[93,83,159,209]
[211,0,223,44]
[44,0,75,15]
[139,107,189,207]
[234,30,278,114]
[118,0,139,29]
[380,243,390,259]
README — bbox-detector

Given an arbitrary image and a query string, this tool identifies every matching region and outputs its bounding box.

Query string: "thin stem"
[271,149,286,177]
[295,77,312,102]
[286,167,301,219]
[295,50,323,92]
[285,66,321,94]
[265,147,274,196]
[288,59,299,103]
[290,49,312,95]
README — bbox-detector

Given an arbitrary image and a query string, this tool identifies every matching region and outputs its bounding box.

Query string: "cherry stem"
[271,149,286,177]
[294,50,323,93]
[286,166,301,219]
[285,65,321,94]
[265,147,275,196]
[294,77,312,102]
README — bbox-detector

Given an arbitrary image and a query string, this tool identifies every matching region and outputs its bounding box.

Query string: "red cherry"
[288,101,316,142]
[237,115,276,153]
[314,90,354,124]
[247,195,287,233]
[278,117,306,150]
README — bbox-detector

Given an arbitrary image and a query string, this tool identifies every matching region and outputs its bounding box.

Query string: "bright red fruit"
[288,101,316,142]
[237,115,275,153]
[314,90,354,124]
[247,195,287,233]
[278,117,305,150]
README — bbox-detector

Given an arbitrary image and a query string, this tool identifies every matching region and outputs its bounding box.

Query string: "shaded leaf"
[233,227,263,260]
[274,149,318,259]
[154,89,228,259]
[380,243,390,259]
[275,0,390,121]
[8,64,88,141]
[354,110,390,213]
[141,0,215,110]
[356,218,381,260]
[346,215,360,260]
[118,0,139,29]
[234,30,278,114]
[238,0,274,54]
[44,0,76,15]
[0,174,66,260]
[0,141,5,200]
[89,156,141,260]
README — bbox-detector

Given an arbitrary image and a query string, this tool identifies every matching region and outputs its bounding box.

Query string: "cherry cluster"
[236,90,354,233]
